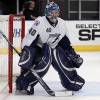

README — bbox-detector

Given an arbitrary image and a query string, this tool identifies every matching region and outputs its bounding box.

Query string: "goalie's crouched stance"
[16,43,52,95]
[16,44,85,95]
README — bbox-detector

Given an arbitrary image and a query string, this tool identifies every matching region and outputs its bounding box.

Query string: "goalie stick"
[0,30,73,96]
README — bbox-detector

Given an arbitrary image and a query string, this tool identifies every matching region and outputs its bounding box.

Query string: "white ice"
[0,52,100,100]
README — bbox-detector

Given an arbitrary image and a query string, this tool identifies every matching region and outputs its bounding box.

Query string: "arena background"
[0,0,100,20]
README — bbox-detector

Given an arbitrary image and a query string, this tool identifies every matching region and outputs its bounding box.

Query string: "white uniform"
[20,16,85,92]
[16,1,85,94]
[22,16,68,49]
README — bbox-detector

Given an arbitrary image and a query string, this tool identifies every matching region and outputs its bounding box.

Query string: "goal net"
[0,15,25,93]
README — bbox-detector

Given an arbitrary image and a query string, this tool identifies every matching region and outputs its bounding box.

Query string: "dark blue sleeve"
[58,35,73,51]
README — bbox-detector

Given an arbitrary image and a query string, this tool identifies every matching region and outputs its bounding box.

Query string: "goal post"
[0,15,25,93]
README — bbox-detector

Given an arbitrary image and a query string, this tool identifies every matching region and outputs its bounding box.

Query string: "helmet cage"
[45,2,60,17]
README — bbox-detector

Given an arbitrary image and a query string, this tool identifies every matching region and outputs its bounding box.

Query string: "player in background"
[16,2,85,95]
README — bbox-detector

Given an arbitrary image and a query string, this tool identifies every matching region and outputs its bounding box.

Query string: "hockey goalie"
[16,2,85,95]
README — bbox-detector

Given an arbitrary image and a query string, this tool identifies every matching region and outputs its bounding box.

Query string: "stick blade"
[55,90,73,97]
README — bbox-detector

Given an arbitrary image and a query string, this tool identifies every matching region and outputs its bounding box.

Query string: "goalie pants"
[16,44,52,90]
[16,45,85,91]
[52,46,85,91]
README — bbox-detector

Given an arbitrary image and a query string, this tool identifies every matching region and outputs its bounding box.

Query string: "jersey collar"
[46,16,58,28]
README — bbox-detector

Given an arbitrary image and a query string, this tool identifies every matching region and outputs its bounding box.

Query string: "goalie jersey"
[22,16,69,49]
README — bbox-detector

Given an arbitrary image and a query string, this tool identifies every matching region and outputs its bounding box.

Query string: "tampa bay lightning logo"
[47,33,61,46]
[34,20,40,26]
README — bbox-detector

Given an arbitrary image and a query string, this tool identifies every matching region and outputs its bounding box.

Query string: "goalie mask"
[45,2,60,23]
